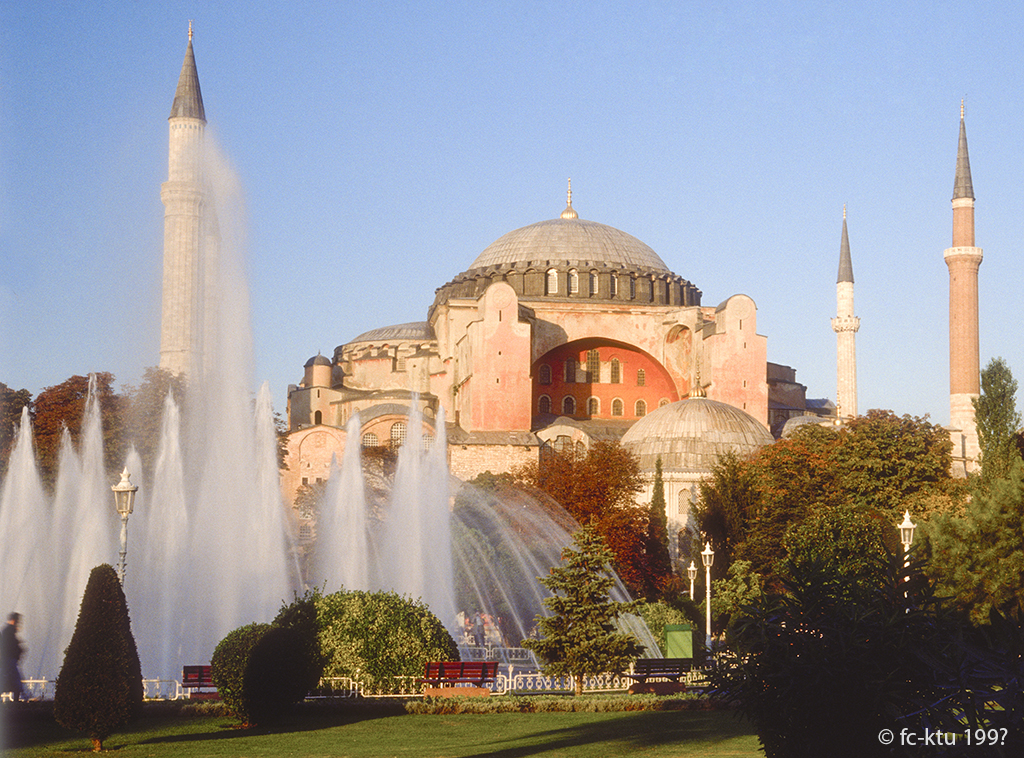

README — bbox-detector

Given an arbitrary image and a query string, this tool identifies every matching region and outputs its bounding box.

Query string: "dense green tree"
[708,559,762,635]
[644,457,673,597]
[927,458,1024,625]
[712,552,1019,757]
[697,451,759,574]
[523,525,645,695]
[305,588,457,692]
[54,564,143,752]
[973,356,1022,485]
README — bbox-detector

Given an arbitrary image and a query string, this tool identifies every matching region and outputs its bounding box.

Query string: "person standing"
[1,612,25,702]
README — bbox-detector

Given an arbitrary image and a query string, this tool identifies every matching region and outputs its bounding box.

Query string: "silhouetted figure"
[1,613,25,702]
[472,611,485,647]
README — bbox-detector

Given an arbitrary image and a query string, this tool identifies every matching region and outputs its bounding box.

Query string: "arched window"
[587,396,599,416]
[678,488,692,516]
[660,398,670,407]
[589,271,599,296]
[610,274,618,296]
[568,269,579,294]
[562,396,576,415]
[539,364,552,385]
[538,395,551,414]
[610,358,621,384]
[362,432,379,447]
[629,276,636,299]
[637,368,646,386]
[546,268,558,295]
[611,398,624,416]
[575,441,587,459]
[314,410,323,425]
[554,435,571,454]
[390,421,407,447]
[635,399,647,417]
[564,358,577,383]
[586,349,600,382]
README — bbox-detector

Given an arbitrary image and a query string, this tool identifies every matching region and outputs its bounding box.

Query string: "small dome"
[781,414,834,438]
[304,353,332,368]
[621,397,773,472]
[467,216,670,273]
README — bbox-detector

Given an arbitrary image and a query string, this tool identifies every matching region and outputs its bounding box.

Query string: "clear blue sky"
[3,1,1022,425]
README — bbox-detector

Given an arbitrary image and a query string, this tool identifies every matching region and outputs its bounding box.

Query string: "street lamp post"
[701,542,715,645]
[898,510,916,603]
[112,468,138,584]
[687,560,698,601]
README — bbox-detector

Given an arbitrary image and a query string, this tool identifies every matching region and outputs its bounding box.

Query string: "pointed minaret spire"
[953,100,974,204]
[170,24,206,122]
[560,178,578,219]
[832,206,859,420]
[945,102,983,475]
[837,204,854,284]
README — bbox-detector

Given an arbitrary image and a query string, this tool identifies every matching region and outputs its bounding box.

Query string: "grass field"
[2,701,761,757]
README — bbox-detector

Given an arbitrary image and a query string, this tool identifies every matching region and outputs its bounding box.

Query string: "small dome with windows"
[621,397,773,472]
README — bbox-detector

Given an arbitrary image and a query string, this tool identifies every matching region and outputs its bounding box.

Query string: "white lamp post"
[112,468,138,584]
[899,510,916,556]
[701,542,715,644]
[687,560,698,601]
[898,510,916,603]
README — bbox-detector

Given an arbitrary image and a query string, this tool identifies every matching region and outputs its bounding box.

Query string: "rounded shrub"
[311,589,458,691]
[211,622,308,726]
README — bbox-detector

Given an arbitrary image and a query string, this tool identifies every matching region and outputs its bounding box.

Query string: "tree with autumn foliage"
[33,373,129,489]
[697,410,963,591]
[515,441,653,595]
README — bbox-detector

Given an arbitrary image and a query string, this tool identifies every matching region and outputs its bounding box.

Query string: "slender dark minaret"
[832,206,859,420]
[944,102,982,473]
[160,23,207,378]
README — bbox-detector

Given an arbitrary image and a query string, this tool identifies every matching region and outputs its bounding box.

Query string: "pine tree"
[523,525,644,695]
[644,457,673,596]
[54,564,143,752]
[973,356,1022,485]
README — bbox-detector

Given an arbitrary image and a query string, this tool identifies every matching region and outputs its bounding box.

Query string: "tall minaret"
[159,23,207,378]
[832,206,859,420]
[944,102,983,473]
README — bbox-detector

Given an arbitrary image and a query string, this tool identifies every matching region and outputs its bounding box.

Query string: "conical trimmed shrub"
[54,564,143,752]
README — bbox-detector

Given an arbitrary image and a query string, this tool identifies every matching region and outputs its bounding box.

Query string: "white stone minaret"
[159,24,207,378]
[945,102,983,473]
[832,206,859,420]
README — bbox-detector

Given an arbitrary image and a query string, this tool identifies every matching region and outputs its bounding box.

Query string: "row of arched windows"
[538,353,646,386]
[539,395,648,417]
[545,269,639,299]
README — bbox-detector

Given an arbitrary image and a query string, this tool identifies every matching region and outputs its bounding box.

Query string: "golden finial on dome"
[560,178,578,219]
[692,365,707,398]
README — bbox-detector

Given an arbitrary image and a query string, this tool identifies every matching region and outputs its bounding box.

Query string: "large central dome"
[468,203,670,274]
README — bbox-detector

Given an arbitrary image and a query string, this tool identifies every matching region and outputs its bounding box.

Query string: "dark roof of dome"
[347,322,436,344]
[621,397,773,472]
[467,215,670,273]
[304,353,332,368]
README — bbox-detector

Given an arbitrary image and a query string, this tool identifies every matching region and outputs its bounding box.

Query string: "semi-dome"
[621,397,773,472]
[467,216,671,273]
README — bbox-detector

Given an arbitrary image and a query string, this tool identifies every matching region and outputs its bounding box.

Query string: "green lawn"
[3,701,760,757]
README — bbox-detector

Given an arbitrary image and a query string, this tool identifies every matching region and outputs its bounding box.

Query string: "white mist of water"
[315,412,369,591]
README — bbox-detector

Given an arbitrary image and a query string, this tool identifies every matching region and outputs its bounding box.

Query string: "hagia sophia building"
[159,32,981,569]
